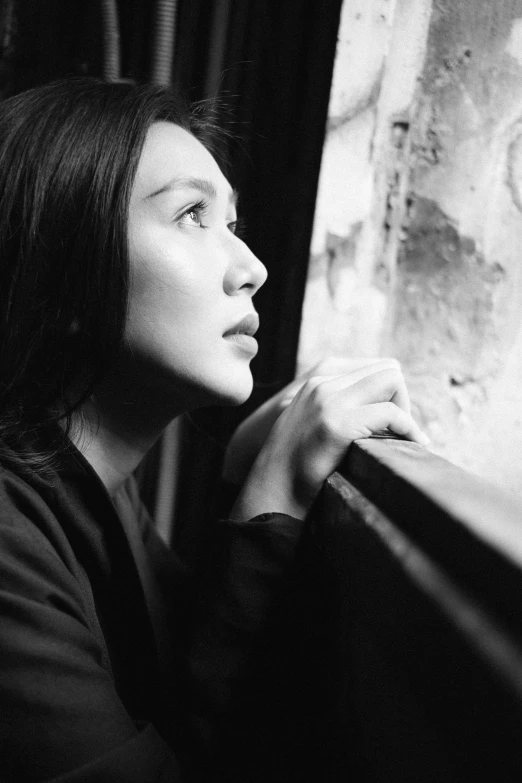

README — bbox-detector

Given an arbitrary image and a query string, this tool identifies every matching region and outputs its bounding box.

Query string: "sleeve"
[185,513,306,709]
[0,468,311,783]
[134,489,311,782]
[194,513,336,783]
[127,476,307,712]
[0,481,183,783]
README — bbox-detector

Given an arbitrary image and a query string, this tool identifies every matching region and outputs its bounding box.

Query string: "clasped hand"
[226,358,429,522]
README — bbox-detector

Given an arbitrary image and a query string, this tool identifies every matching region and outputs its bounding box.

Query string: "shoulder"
[0,464,87,615]
[0,466,179,781]
[0,463,63,546]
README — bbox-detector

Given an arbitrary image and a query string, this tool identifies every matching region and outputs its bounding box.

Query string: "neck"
[70,364,187,495]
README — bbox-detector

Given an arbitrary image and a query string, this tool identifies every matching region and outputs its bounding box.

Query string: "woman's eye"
[227,221,237,234]
[179,208,202,227]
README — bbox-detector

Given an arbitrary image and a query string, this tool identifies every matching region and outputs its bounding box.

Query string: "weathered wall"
[298,0,522,494]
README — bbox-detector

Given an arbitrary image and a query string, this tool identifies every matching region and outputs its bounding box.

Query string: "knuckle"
[305,378,335,415]
[311,386,329,410]
[316,413,342,443]
[302,377,328,408]
[304,376,323,394]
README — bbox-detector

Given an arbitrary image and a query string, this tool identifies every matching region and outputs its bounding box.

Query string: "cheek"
[128,241,195,323]
[125,255,221,370]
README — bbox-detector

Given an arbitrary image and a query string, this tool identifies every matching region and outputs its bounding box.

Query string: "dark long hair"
[0,78,222,476]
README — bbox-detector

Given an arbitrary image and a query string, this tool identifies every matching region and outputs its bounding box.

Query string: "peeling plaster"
[300,0,522,496]
[302,0,434,369]
[327,73,382,132]
[310,108,374,256]
[374,0,434,120]
[328,0,397,121]
[325,224,362,303]
[505,17,522,66]
[507,126,522,213]
[394,196,507,441]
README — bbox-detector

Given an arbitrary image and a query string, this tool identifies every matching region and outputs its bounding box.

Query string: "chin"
[216,380,254,407]
[186,368,254,410]
[214,368,254,407]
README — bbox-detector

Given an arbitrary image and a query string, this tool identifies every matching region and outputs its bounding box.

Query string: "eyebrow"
[147,176,238,206]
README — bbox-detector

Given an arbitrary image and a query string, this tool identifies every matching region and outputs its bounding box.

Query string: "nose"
[223,236,268,297]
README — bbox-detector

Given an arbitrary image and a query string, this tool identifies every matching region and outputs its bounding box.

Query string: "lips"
[223,313,259,338]
[223,313,260,356]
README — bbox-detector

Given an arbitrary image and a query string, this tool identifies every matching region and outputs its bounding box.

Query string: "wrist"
[229,454,310,523]
[230,485,308,523]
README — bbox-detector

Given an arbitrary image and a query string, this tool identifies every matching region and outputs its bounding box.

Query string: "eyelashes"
[229,217,247,238]
[178,200,247,238]
[178,199,210,228]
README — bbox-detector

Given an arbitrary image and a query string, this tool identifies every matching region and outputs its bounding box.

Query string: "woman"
[0,78,427,781]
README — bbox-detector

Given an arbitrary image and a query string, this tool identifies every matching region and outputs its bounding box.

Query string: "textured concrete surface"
[298,0,522,495]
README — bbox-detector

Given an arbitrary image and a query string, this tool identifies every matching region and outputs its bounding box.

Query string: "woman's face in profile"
[125,121,267,410]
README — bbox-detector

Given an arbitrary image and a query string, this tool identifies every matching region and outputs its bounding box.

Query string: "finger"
[291,359,402,409]
[303,356,399,380]
[311,367,410,413]
[279,369,361,407]
[317,362,402,390]
[344,402,429,446]
[390,375,410,415]
[288,362,410,415]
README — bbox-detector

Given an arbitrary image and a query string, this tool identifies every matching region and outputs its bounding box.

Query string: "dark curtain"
[0,0,343,555]
[172,0,344,561]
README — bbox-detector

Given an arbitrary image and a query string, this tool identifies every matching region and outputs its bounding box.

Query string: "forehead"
[132,121,230,200]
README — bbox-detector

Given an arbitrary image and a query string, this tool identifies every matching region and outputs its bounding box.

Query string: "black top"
[0,438,306,782]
